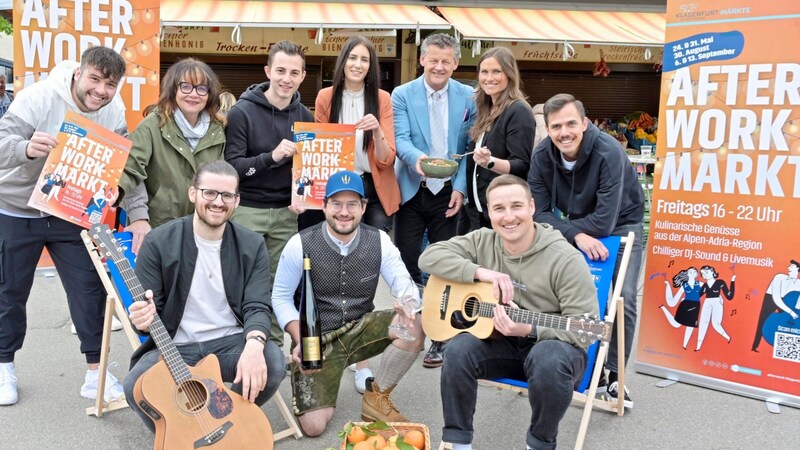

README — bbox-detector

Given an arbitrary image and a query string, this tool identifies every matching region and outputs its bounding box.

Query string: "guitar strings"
[108,241,218,437]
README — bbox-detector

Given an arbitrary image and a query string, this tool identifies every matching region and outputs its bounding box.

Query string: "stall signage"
[161,27,397,58]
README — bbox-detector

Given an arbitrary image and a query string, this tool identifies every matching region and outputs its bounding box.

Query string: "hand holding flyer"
[291,122,356,209]
[27,112,131,228]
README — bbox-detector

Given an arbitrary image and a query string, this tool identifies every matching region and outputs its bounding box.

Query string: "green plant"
[0,17,12,36]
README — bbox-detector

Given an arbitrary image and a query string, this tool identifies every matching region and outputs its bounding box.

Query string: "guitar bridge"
[194,421,233,448]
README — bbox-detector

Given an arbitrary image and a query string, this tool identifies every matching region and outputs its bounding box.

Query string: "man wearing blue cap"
[271,170,424,436]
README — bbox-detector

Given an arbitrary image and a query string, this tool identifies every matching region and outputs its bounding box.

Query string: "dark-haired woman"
[312,35,401,232]
[119,58,226,253]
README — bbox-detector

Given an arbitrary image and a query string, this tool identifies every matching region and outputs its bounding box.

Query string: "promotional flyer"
[636,1,800,406]
[28,112,132,229]
[291,122,356,210]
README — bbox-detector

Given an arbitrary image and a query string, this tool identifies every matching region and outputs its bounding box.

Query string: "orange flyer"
[28,112,131,229]
[291,122,356,210]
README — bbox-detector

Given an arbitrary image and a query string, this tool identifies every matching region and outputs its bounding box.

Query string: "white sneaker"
[71,316,123,334]
[354,368,373,394]
[80,362,125,402]
[0,363,18,406]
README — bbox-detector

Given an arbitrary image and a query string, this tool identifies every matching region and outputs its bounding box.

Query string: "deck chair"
[439,232,634,450]
[80,229,303,442]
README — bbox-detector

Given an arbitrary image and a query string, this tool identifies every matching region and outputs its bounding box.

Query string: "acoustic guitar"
[89,224,274,450]
[421,275,610,344]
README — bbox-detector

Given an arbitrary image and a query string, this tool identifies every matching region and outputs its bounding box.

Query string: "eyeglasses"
[197,188,239,204]
[327,200,364,212]
[177,82,210,96]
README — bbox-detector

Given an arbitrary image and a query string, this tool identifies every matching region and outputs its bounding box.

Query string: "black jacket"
[527,123,644,243]
[130,216,271,368]
[224,82,313,208]
[466,100,535,212]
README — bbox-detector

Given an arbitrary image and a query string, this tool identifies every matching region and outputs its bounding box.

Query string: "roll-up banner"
[636,0,800,407]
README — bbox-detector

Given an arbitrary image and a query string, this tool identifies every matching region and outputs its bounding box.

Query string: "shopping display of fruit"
[334,421,430,450]
[625,111,656,130]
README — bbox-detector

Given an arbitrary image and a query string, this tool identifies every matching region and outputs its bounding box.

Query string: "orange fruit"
[366,435,387,448]
[353,441,374,450]
[347,425,367,443]
[404,430,425,449]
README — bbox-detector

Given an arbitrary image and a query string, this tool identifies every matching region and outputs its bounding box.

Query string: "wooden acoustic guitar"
[89,224,274,450]
[421,275,610,344]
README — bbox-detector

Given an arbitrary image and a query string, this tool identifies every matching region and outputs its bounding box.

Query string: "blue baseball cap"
[325,170,365,198]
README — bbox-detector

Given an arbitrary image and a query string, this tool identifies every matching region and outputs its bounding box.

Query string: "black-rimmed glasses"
[197,188,238,204]
[177,82,209,96]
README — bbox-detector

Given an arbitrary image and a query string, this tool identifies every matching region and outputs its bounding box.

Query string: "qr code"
[774,332,800,363]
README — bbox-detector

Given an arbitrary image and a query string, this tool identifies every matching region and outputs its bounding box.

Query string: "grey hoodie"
[419,223,598,349]
[0,61,127,217]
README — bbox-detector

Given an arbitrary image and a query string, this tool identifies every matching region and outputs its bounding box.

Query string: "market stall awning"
[161,1,451,30]
[439,7,665,46]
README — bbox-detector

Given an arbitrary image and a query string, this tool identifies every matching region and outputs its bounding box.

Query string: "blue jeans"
[123,333,286,432]
[606,223,644,374]
[441,334,587,450]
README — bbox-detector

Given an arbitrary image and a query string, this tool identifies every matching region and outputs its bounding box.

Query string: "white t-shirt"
[173,234,242,344]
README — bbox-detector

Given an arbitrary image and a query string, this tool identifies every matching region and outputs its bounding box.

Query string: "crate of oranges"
[338,421,430,450]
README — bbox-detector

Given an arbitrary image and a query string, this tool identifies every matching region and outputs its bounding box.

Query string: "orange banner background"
[12,0,160,130]
[638,0,800,400]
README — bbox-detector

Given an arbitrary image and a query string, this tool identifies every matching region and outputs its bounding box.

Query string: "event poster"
[28,112,132,229]
[13,0,161,130]
[636,0,800,405]
[291,123,356,210]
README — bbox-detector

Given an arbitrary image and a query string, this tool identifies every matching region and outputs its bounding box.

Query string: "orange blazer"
[315,87,401,216]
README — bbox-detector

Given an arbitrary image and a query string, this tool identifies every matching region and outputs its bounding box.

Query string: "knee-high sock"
[375,344,420,388]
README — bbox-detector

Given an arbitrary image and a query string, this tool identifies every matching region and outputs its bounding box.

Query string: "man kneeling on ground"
[272,170,424,436]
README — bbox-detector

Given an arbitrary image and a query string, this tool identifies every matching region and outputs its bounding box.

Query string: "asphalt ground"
[1,269,798,450]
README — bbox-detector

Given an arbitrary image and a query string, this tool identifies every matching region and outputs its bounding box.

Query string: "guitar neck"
[115,258,192,384]
[477,301,570,331]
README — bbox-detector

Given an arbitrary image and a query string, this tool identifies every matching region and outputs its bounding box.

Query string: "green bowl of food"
[420,158,458,178]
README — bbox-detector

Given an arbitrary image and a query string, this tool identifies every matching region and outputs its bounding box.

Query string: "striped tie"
[426,92,447,195]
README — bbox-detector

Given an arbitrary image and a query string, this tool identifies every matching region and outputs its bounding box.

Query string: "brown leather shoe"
[422,340,445,368]
[361,378,408,422]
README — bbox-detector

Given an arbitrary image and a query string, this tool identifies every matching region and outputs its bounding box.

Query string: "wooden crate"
[341,422,431,450]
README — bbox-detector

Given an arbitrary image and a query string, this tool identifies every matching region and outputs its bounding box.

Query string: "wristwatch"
[486,157,496,169]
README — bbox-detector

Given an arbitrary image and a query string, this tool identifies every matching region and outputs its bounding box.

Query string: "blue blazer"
[392,76,477,204]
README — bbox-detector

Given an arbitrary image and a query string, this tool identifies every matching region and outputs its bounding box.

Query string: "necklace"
[207,248,221,279]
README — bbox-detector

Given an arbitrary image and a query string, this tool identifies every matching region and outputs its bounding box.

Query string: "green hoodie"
[419,223,598,349]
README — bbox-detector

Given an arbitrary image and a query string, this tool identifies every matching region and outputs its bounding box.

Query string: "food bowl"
[420,158,457,178]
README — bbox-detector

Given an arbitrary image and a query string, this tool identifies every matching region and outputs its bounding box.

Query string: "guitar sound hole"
[176,379,208,413]
[463,297,480,320]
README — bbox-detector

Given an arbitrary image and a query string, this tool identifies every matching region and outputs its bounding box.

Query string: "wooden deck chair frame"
[439,231,635,450]
[80,230,303,442]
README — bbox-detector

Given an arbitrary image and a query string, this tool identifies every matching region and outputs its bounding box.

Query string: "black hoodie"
[527,122,644,243]
[224,82,313,208]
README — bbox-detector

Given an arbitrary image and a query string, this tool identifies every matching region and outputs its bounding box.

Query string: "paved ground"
[1,270,798,450]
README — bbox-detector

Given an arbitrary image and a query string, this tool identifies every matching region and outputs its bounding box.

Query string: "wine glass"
[388,275,423,341]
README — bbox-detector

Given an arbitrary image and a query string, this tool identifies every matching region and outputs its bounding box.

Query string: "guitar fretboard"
[476,301,570,331]
[113,257,193,385]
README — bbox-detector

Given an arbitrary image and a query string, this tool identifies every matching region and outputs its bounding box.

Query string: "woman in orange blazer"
[314,35,401,232]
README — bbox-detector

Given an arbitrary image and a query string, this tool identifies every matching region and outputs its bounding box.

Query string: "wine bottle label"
[302,337,322,361]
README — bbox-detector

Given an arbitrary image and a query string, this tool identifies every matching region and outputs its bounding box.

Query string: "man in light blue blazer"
[392,33,476,368]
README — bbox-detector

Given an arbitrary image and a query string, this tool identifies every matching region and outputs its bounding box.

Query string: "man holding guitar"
[419,175,597,450]
[123,160,286,438]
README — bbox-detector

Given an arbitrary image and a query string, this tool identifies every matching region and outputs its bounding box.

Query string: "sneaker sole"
[601,394,633,409]
[422,361,443,368]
